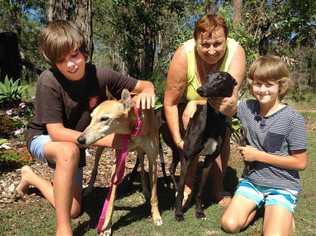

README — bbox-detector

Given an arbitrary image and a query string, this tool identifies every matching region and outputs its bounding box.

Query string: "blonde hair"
[193,14,228,40]
[39,20,88,65]
[248,55,291,100]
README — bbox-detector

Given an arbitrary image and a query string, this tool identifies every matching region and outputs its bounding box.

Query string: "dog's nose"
[77,136,86,145]
[197,87,207,97]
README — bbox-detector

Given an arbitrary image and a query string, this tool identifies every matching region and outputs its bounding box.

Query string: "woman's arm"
[238,145,308,170]
[164,47,187,148]
[209,44,246,117]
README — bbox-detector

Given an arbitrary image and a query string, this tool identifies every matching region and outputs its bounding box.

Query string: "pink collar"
[131,106,143,136]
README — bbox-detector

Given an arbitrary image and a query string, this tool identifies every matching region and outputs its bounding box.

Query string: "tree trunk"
[232,0,242,27]
[47,0,93,58]
[73,0,93,58]
[47,0,69,22]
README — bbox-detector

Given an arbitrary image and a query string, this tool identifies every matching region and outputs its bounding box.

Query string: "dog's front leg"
[100,159,119,236]
[195,155,215,220]
[169,148,181,191]
[158,140,169,187]
[147,149,163,226]
[138,151,150,200]
[174,155,191,221]
[86,147,104,195]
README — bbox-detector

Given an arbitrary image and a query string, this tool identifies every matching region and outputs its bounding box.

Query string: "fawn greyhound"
[77,89,162,235]
[173,72,237,221]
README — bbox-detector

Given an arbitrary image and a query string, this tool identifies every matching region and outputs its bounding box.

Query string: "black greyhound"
[174,71,237,221]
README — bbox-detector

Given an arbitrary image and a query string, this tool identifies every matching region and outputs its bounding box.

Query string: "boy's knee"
[56,143,80,167]
[221,215,241,234]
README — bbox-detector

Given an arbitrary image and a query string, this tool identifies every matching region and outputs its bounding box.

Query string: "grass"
[1,115,315,235]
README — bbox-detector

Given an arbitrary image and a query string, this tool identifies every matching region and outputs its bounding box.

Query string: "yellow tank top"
[183,38,239,101]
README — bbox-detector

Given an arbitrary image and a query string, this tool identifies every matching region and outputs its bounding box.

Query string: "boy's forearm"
[47,123,81,143]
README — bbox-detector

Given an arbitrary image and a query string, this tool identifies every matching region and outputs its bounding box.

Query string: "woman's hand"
[237,145,261,162]
[182,101,198,129]
[176,139,184,150]
[208,96,237,117]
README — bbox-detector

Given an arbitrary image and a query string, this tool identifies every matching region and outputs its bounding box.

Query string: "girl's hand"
[237,145,261,162]
[182,101,197,129]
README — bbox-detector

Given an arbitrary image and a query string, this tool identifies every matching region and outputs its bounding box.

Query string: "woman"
[164,13,246,206]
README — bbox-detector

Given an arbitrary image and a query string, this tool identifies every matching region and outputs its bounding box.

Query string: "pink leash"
[96,107,143,233]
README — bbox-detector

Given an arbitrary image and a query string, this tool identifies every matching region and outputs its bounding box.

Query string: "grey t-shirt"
[237,99,307,192]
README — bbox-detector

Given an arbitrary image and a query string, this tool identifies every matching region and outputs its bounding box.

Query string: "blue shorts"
[29,135,83,185]
[235,179,298,213]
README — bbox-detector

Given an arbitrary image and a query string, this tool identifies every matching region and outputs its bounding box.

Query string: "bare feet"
[15,165,33,198]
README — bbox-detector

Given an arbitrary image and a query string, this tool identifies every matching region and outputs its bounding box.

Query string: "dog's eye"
[100,116,109,122]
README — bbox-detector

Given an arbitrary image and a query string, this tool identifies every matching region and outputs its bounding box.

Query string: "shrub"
[0,77,28,108]
[0,114,19,138]
[0,148,33,172]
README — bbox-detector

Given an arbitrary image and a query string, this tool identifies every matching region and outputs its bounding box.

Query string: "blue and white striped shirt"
[237,99,307,192]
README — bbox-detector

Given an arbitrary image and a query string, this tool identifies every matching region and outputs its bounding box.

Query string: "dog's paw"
[195,210,207,220]
[83,185,93,197]
[174,213,184,222]
[154,217,163,226]
[99,228,111,236]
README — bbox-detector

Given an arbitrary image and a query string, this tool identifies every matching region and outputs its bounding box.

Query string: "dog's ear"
[227,73,238,86]
[106,86,115,100]
[121,89,133,111]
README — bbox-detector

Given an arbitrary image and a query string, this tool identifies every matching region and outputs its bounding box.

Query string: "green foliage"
[231,117,241,133]
[0,138,8,145]
[0,149,32,172]
[0,114,22,138]
[0,77,27,108]
[218,4,257,66]
[109,0,189,80]
[0,0,47,71]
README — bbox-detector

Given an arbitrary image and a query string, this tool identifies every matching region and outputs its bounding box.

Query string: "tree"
[47,0,69,21]
[232,0,241,27]
[98,0,193,81]
[47,0,93,58]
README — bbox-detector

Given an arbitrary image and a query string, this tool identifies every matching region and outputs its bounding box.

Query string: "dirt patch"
[0,144,176,208]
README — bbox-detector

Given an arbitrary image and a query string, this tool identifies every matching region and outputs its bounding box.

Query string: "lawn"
[0,117,315,236]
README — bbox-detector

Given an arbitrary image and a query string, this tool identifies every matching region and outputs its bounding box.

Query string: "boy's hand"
[237,145,261,162]
[135,91,155,109]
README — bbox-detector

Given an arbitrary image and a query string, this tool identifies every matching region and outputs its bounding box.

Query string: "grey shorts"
[29,135,83,185]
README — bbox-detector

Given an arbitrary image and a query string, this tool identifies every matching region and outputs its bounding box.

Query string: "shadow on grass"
[74,171,176,235]
[186,165,240,209]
